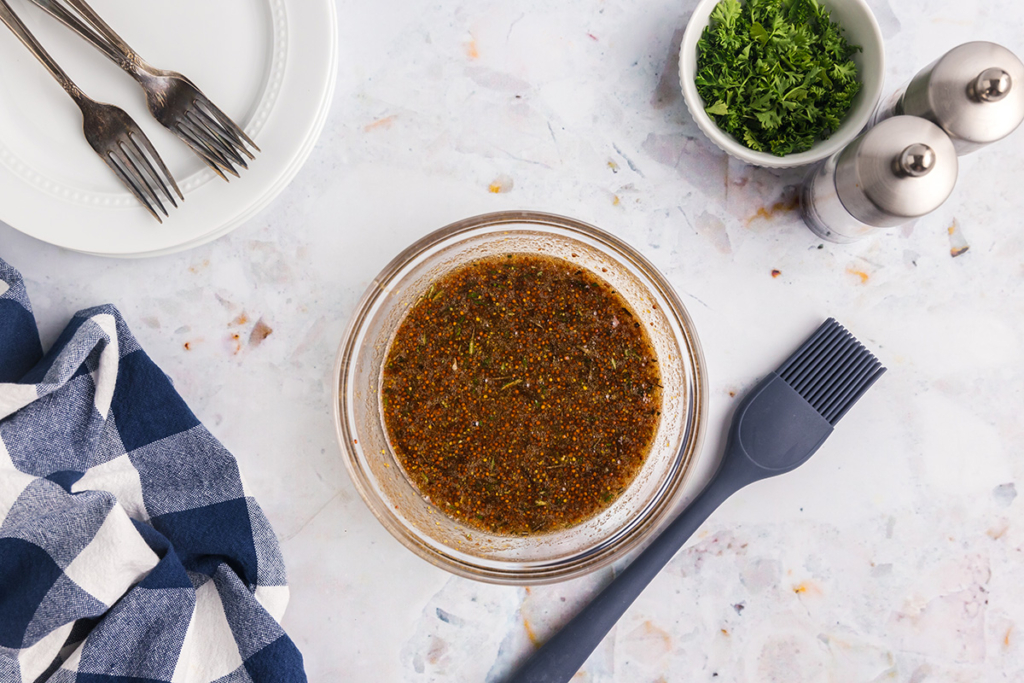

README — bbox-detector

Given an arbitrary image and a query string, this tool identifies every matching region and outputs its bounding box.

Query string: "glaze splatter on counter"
[381,253,662,536]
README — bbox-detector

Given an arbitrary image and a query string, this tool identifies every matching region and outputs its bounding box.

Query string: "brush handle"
[505,461,747,683]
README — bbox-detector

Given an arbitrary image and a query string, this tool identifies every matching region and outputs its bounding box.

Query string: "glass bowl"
[333,211,707,585]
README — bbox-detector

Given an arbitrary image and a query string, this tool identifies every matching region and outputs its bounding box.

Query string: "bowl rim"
[679,0,886,168]
[332,210,709,585]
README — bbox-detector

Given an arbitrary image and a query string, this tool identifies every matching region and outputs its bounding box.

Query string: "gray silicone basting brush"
[507,318,886,683]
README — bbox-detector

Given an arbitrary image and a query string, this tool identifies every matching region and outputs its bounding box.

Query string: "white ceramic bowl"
[679,0,885,168]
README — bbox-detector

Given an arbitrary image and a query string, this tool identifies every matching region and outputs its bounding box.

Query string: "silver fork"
[29,0,259,180]
[0,0,179,221]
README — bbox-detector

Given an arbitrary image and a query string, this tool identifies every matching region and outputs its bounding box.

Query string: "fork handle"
[27,0,126,66]
[0,0,84,102]
[64,0,133,57]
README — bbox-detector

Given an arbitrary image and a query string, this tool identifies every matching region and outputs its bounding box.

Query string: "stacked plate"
[0,0,338,257]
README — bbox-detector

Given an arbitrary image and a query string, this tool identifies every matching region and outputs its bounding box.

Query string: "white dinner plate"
[0,0,337,257]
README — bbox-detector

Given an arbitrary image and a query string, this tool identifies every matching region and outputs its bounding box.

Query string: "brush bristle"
[776,319,886,426]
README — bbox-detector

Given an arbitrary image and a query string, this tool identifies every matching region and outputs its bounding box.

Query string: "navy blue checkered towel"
[0,258,306,683]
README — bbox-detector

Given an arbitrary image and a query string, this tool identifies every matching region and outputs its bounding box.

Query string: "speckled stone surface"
[2,0,1023,680]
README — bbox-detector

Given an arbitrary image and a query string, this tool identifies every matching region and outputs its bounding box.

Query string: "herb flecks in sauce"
[382,254,662,536]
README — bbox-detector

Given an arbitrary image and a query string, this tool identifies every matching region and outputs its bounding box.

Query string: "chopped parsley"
[695,0,862,156]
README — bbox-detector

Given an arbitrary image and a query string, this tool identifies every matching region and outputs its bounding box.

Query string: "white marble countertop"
[2,0,1023,680]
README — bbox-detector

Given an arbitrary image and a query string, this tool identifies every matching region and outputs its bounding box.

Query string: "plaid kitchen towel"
[0,258,306,683]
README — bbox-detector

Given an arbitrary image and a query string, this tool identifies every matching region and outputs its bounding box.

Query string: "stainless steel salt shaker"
[801,116,958,243]
[872,41,1024,154]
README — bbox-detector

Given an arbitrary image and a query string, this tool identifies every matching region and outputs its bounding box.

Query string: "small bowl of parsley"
[679,0,884,168]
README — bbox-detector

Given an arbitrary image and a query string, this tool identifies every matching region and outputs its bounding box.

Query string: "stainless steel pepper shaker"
[801,116,958,243]
[872,41,1024,154]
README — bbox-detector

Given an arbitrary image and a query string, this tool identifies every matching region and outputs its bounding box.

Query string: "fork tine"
[129,129,182,201]
[190,104,254,161]
[174,123,234,180]
[114,143,167,217]
[194,96,259,154]
[103,152,161,222]
[123,137,177,208]
[185,110,248,168]
[178,120,239,178]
